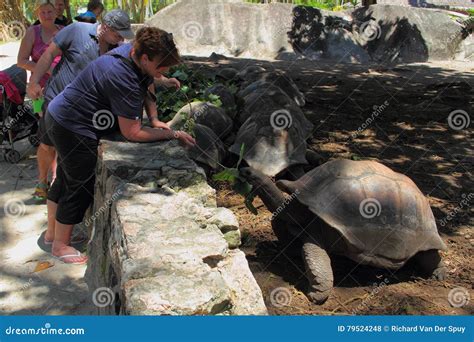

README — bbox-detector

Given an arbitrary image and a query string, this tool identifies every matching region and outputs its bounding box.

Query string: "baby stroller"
[0,64,40,164]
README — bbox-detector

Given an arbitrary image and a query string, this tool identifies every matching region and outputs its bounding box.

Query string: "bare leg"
[52,221,88,264]
[44,200,57,242]
[302,236,334,304]
[37,143,56,184]
[50,155,57,182]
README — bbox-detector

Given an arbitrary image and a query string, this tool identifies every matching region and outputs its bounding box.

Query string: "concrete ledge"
[85,138,267,315]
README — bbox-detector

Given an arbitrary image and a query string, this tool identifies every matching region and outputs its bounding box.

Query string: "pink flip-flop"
[53,251,88,265]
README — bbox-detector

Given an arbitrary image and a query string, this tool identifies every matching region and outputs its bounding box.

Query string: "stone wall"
[85,137,267,315]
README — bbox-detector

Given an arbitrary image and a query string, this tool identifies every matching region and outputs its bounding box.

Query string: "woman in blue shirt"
[44,27,195,264]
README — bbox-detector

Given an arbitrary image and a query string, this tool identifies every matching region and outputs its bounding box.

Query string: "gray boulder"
[352,5,466,62]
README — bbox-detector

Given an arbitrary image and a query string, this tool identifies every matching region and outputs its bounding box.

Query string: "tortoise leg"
[271,219,302,256]
[413,249,447,281]
[301,236,334,304]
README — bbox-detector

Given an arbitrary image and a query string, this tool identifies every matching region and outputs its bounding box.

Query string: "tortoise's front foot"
[307,290,331,305]
[431,264,447,281]
[302,237,334,304]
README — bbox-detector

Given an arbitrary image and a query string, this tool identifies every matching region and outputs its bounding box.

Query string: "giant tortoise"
[230,100,314,177]
[242,159,447,303]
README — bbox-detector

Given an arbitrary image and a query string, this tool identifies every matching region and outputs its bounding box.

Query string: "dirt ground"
[188,56,473,315]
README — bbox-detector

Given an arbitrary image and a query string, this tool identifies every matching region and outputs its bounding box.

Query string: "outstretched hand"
[164,77,180,90]
[27,82,42,100]
[175,130,196,148]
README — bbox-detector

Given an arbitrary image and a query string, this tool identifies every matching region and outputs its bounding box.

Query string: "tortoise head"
[240,167,286,213]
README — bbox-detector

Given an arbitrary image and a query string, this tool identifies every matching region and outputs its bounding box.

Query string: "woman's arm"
[26,42,62,99]
[118,116,195,147]
[144,83,170,130]
[17,27,36,72]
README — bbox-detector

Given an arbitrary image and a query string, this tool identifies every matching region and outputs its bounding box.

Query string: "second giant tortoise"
[242,159,447,303]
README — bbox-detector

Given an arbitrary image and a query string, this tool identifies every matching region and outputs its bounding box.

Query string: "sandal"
[53,250,88,265]
[33,182,49,202]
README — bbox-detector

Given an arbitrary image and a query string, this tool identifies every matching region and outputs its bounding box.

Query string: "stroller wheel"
[28,134,40,147]
[4,149,21,164]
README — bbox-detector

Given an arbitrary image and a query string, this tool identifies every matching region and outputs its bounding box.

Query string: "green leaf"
[351,155,361,161]
[171,70,188,81]
[245,192,258,215]
[208,94,220,101]
[236,143,245,168]
[180,85,190,93]
[212,168,240,183]
[212,99,222,108]
[232,179,253,196]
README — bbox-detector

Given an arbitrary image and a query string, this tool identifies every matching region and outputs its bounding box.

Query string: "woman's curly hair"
[133,27,181,68]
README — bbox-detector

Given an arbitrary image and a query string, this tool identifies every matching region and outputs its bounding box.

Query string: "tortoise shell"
[277,159,447,267]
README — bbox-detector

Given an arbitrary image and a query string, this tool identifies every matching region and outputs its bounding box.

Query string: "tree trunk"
[65,0,73,22]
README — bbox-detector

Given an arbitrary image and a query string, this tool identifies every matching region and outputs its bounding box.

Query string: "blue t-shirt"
[44,22,106,104]
[48,44,153,140]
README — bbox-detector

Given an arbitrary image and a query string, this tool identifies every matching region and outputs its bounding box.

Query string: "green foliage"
[213,144,258,215]
[244,0,355,11]
[155,64,218,122]
[156,64,232,122]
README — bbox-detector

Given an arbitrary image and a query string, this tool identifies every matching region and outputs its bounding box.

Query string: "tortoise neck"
[252,177,286,214]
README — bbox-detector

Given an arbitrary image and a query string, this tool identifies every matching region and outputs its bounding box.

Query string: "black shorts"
[45,113,99,225]
[37,103,54,146]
